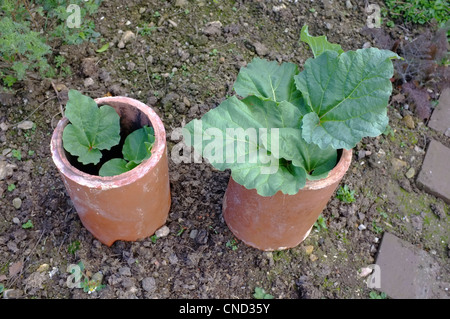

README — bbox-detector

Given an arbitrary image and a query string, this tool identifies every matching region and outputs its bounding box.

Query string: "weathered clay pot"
[51,96,171,246]
[223,149,353,251]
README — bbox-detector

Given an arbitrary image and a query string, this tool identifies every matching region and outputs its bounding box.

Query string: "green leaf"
[96,43,109,53]
[22,219,33,229]
[99,158,129,177]
[253,287,274,299]
[295,48,399,150]
[122,126,154,163]
[98,126,155,177]
[264,127,337,180]
[300,25,344,58]
[240,97,302,128]
[233,58,304,109]
[63,90,121,165]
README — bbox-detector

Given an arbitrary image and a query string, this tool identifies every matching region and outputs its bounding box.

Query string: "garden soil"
[0,0,449,299]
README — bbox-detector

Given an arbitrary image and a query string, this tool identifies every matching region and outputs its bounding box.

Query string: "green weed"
[383,0,449,25]
[336,185,356,203]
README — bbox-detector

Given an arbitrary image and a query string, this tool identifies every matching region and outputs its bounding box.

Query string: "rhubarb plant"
[183,25,399,196]
[62,89,154,176]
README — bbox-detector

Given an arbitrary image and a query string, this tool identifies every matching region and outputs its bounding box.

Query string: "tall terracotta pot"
[223,149,352,251]
[50,96,171,246]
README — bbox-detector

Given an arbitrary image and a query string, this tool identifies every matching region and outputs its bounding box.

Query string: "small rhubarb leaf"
[63,90,120,165]
[300,25,344,58]
[233,58,304,109]
[122,125,154,163]
[99,158,129,177]
[295,48,399,150]
[99,126,155,177]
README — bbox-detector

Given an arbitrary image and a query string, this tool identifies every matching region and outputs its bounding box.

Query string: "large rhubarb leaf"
[300,25,343,58]
[295,48,399,150]
[183,95,336,196]
[63,90,120,165]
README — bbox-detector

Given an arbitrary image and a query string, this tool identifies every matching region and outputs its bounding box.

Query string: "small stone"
[12,217,20,224]
[139,7,146,14]
[155,225,170,238]
[203,21,222,36]
[304,245,314,255]
[7,241,18,253]
[83,77,95,87]
[175,0,188,7]
[126,61,136,71]
[168,253,178,265]
[414,146,425,154]
[37,263,50,272]
[119,266,132,276]
[168,19,178,28]
[118,30,135,49]
[391,158,408,171]
[309,254,318,262]
[17,121,34,130]
[12,197,22,209]
[189,229,198,239]
[0,161,7,180]
[359,267,373,278]
[272,4,286,12]
[346,0,353,9]
[358,150,366,160]
[402,115,415,129]
[0,122,9,131]
[253,42,268,56]
[182,96,191,107]
[405,167,415,179]
[358,224,367,231]
[142,277,156,293]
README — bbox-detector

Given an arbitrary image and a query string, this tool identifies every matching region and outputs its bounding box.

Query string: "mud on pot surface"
[0,0,448,299]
